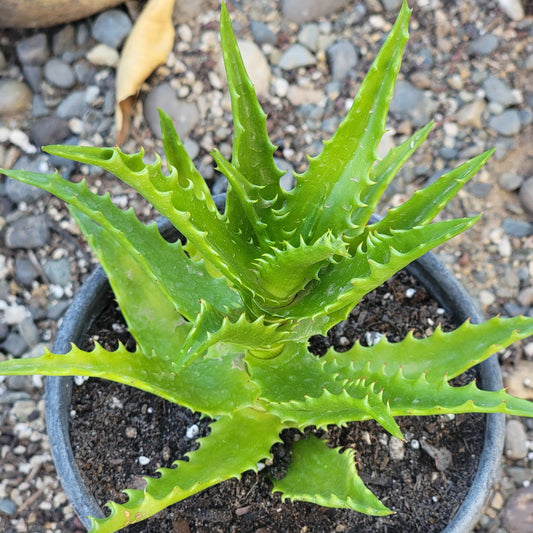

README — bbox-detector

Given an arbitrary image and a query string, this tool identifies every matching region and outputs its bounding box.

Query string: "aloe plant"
[2,2,533,531]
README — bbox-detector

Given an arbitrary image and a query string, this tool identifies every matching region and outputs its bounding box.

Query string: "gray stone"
[326,41,359,81]
[47,300,71,321]
[53,24,76,56]
[281,0,351,23]
[56,91,90,119]
[11,398,37,422]
[74,61,97,84]
[519,177,533,214]
[144,83,199,139]
[0,499,17,517]
[483,76,520,108]
[489,110,522,136]
[274,157,295,191]
[5,215,50,249]
[2,332,28,358]
[29,117,70,147]
[249,21,276,46]
[389,80,437,126]
[32,95,50,118]
[5,375,35,393]
[0,80,32,116]
[16,33,49,65]
[15,256,40,287]
[92,9,132,49]
[18,318,40,348]
[468,33,499,56]
[278,44,317,70]
[7,156,51,203]
[43,258,72,287]
[298,24,320,52]
[499,172,524,191]
[44,58,76,89]
[502,218,533,238]
[505,419,528,459]
[0,322,8,342]
[22,65,43,93]
[380,0,403,10]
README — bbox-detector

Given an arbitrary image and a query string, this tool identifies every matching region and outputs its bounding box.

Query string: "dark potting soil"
[70,270,485,533]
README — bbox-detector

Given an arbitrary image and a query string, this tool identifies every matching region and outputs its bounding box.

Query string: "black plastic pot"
[45,214,505,532]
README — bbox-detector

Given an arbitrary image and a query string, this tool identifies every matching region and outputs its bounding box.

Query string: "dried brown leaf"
[115,0,176,144]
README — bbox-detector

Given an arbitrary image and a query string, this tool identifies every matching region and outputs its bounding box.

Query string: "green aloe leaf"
[89,409,283,533]
[219,2,286,242]
[280,1,411,243]
[345,121,434,244]
[324,315,533,383]
[271,216,479,329]
[370,149,493,235]
[273,435,391,516]
[1,168,240,321]
[0,342,257,416]
[42,143,258,289]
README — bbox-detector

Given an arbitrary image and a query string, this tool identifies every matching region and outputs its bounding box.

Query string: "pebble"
[56,90,90,119]
[5,215,50,249]
[518,287,533,307]
[1,333,28,358]
[505,419,528,459]
[497,0,525,21]
[29,117,70,147]
[380,0,403,10]
[0,80,32,116]
[489,110,522,136]
[11,399,38,422]
[14,257,39,287]
[519,177,533,214]
[389,436,405,461]
[468,33,499,56]
[278,44,317,70]
[298,24,320,52]
[18,318,41,348]
[42,258,72,287]
[91,9,132,49]
[43,58,76,89]
[281,0,352,23]
[501,486,533,533]
[326,41,359,81]
[16,33,49,65]
[86,44,120,68]
[499,172,524,192]
[4,305,28,326]
[389,80,437,126]
[144,83,199,139]
[237,40,271,96]
[482,76,521,108]
[502,218,533,238]
[455,100,486,129]
[53,25,76,56]
[249,21,277,46]
[0,499,17,517]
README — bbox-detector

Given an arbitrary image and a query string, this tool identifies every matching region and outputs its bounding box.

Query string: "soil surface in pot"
[69,270,485,532]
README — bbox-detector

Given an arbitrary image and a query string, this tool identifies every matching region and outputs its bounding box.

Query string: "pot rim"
[45,218,504,532]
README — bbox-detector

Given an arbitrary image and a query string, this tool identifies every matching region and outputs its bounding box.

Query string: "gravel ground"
[1,0,533,531]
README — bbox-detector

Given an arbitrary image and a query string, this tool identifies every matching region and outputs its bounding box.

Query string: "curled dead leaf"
[116,0,176,145]
[0,0,125,28]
